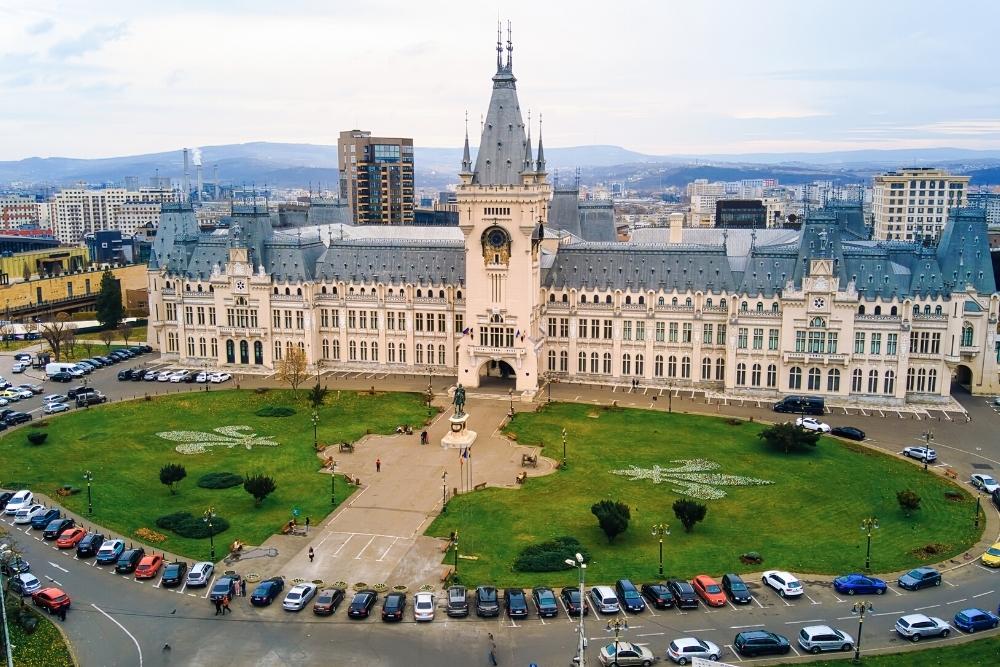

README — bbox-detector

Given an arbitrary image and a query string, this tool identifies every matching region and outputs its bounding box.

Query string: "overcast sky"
[2,0,999,160]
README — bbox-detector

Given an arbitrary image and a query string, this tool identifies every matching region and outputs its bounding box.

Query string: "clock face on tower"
[235,280,247,293]
[812,297,826,309]
[481,225,512,266]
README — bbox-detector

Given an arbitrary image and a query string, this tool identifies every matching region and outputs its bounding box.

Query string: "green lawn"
[0,389,431,560]
[2,600,74,667]
[428,403,982,587]
[803,633,1000,667]
[76,325,147,344]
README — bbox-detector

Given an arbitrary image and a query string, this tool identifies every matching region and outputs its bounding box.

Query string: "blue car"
[250,578,285,607]
[95,539,126,565]
[833,574,887,596]
[954,608,999,633]
[897,567,941,591]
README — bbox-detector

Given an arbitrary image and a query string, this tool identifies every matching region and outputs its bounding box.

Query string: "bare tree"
[65,327,78,359]
[22,320,38,337]
[0,322,11,349]
[277,347,308,394]
[40,312,75,361]
[100,328,114,352]
[119,320,133,346]
[82,339,95,357]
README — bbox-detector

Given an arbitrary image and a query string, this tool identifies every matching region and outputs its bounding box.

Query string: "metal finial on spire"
[496,21,503,71]
[506,20,513,71]
[461,110,472,173]
[536,112,546,172]
[523,109,534,172]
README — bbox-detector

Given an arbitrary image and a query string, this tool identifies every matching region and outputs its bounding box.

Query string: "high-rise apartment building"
[338,130,414,225]
[53,187,179,243]
[0,196,41,230]
[872,168,968,242]
[968,191,1000,225]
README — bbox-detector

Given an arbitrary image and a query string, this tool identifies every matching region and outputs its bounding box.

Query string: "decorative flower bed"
[609,458,774,500]
[156,425,279,455]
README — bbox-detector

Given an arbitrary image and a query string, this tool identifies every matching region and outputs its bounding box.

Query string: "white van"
[45,362,81,378]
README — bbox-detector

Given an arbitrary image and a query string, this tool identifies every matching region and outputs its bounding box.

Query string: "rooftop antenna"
[506,20,513,70]
[496,20,503,70]
[575,167,581,189]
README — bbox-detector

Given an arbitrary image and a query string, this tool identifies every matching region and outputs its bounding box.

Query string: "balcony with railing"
[856,314,902,323]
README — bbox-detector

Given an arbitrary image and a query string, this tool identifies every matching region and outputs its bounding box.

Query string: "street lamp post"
[83,470,94,515]
[606,616,629,667]
[975,489,982,528]
[508,389,514,418]
[651,523,670,577]
[921,429,934,472]
[566,553,587,666]
[851,600,873,663]
[311,411,319,450]
[860,516,879,571]
[442,470,448,512]
[203,507,217,561]
[330,461,337,506]
[452,530,459,577]
[562,428,568,469]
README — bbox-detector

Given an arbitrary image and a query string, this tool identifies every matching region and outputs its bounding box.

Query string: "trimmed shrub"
[197,472,244,489]
[27,432,48,445]
[254,405,295,417]
[513,536,591,572]
[155,512,230,538]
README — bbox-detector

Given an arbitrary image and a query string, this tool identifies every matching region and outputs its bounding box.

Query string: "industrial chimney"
[182,148,190,203]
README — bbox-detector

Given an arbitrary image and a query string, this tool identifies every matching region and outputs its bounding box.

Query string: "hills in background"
[3,142,1000,191]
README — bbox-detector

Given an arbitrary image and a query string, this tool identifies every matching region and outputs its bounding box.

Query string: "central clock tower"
[456,34,550,394]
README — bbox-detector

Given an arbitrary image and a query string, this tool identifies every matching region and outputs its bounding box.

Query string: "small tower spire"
[461,110,472,174]
[536,113,546,173]
[523,109,534,172]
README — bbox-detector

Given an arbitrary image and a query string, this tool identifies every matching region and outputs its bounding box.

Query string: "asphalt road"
[3,352,1000,666]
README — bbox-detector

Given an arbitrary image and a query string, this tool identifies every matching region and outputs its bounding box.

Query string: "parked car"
[42,394,67,404]
[903,446,937,462]
[115,548,145,573]
[895,613,950,641]
[3,411,32,425]
[66,386,95,400]
[10,362,26,374]
[721,573,751,604]
[667,637,722,664]
[143,370,159,381]
[195,372,209,383]
[43,518,75,540]
[95,539,126,565]
[117,369,134,381]
[49,371,72,383]
[560,586,589,616]
[76,392,107,407]
[4,490,33,515]
[76,533,105,558]
[161,561,188,587]
[135,554,164,579]
[32,587,71,614]
[130,368,146,381]
[8,573,42,597]
[762,570,803,597]
[413,591,435,622]
[830,425,865,440]
[16,504,49,526]
[982,541,1000,567]
[588,585,622,614]
[475,586,500,617]
[833,573,887,596]
[971,474,1000,494]
[157,370,173,382]
[381,591,407,622]
[446,585,469,617]
[504,588,529,618]
[640,583,674,609]
[185,561,214,587]
[898,567,942,591]
[44,401,71,414]
[0,555,29,576]
[953,607,1000,633]
[0,491,14,510]
[210,575,241,601]
[250,578,285,606]
[615,579,646,613]
[733,630,791,657]
[209,372,232,383]
[55,527,88,549]
[795,416,831,432]
[347,589,377,618]
[13,353,32,362]
[797,625,854,653]
[283,582,318,611]
[691,575,726,607]
[598,641,656,666]
[312,587,344,615]
[666,580,699,609]
[532,586,559,617]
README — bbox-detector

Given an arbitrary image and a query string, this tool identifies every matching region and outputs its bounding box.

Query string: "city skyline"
[2,0,1000,160]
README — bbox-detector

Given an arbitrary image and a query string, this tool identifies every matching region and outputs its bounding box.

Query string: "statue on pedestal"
[453,384,466,417]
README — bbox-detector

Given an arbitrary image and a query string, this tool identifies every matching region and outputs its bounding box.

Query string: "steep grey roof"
[472,50,531,186]
[578,201,617,242]
[549,188,582,237]
[314,240,465,286]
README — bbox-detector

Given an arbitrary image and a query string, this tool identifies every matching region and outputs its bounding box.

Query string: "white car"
[195,372,209,383]
[413,592,435,621]
[598,641,656,666]
[13,504,46,524]
[44,402,71,414]
[283,583,318,611]
[168,371,189,383]
[43,394,68,404]
[11,362,27,374]
[667,637,722,664]
[971,474,1000,495]
[895,614,950,641]
[185,561,215,587]
[0,398,8,407]
[157,370,173,382]
[797,625,854,653]
[762,570,803,598]
[67,367,85,377]
[4,490,33,515]
[795,417,831,433]
[209,372,232,384]
[12,388,32,399]
[902,446,937,462]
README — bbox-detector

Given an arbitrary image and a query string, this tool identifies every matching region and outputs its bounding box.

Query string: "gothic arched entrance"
[478,359,516,390]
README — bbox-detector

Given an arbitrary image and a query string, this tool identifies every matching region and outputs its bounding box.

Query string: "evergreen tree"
[95,269,124,330]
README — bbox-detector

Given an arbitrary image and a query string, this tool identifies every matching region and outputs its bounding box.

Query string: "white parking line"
[724,645,742,662]
[945,598,968,605]
[789,645,802,657]
[376,537,399,562]
[203,575,217,598]
[353,535,377,559]
[944,580,959,588]
[785,618,824,624]
[804,593,821,605]
[885,585,903,596]
[750,595,764,609]
[872,610,905,616]
[332,534,354,556]
[972,590,994,598]
[730,623,765,629]
[914,604,940,611]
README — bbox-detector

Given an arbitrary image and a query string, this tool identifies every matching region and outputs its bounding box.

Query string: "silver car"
[598,641,655,666]
[797,625,854,653]
[9,572,41,596]
[186,561,215,587]
[667,636,722,664]
[895,614,950,641]
[283,583,318,611]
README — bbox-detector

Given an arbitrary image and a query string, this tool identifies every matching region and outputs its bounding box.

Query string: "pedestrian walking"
[240,579,247,597]
[487,632,498,666]
[57,605,67,622]
[308,547,315,562]
[222,594,231,614]
[214,599,222,615]
[305,516,311,533]
[376,457,381,472]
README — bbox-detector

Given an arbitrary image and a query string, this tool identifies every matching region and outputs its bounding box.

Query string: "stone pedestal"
[441,413,477,449]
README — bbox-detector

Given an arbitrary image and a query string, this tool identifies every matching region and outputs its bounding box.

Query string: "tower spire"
[523,109,534,172]
[506,20,513,71]
[536,113,546,173]
[461,110,472,174]
[496,21,503,71]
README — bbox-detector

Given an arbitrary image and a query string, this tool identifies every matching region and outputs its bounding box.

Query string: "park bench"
[339,442,355,453]
[515,472,527,485]
[521,453,538,468]
[440,566,453,583]
[474,482,488,491]
[944,467,958,479]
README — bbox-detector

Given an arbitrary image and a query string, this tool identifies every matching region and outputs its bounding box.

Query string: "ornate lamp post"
[975,489,983,528]
[330,461,337,506]
[566,553,587,666]
[651,523,670,577]
[203,507,217,561]
[860,516,879,571]
[83,470,94,515]
[920,429,934,472]
[442,470,448,512]
[851,600,873,663]
[606,616,630,667]
[562,428,568,469]
[311,411,319,450]
[451,530,459,577]
[508,388,514,418]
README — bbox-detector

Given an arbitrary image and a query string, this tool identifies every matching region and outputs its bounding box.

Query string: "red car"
[135,554,164,580]
[691,575,727,607]
[55,527,87,549]
[32,587,71,613]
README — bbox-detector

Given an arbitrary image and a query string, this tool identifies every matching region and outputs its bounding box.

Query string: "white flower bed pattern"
[609,458,774,500]
[156,426,279,455]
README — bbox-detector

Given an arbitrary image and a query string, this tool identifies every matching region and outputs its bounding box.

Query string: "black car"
[667,580,699,608]
[161,561,188,587]
[993,488,1000,512]
[67,386,95,399]
[210,575,241,602]
[560,586,589,616]
[30,508,61,530]
[381,592,406,622]
[640,583,674,609]
[3,412,32,426]
[73,532,104,558]
[722,573,752,604]
[43,518,75,540]
[50,372,73,383]
[0,409,14,422]
[446,586,469,617]
[117,369,133,381]
[831,426,866,441]
[504,588,529,618]
[313,587,345,615]
[0,556,29,576]
[347,590,378,619]
[116,548,145,573]
[532,587,559,618]
[250,577,284,606]
[129,346,145,355]
[476,586,500,617]
[0,491,13,510]
[615,579,646,613]
[130,368,146,381]
[140,344,153,353]
[734,630,791,657]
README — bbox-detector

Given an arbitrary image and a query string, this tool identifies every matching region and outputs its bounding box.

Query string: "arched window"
[285,287,290,295]
[622,353,632,376]
[771,302,779,313]
[548,350,556,371]
[580,294,587,303]
[349,340,358,361]
[603,352,612,374]
[254,341,263,364]
[810,317,825,328]
[807,367,821,391]
[456,290,462,299]
[371,341,379,362]
[605,295,612,304]
[625,295,632,305]
[874,305,882,315]
[923,305,931,314]
[756,302,764,313]
[199,337,206,356]
[590,352,599,374]
[735,363,747,386]
[439,290,445,299]
[928,369,938,393]
[719,298,727,310]
[360,288,366,295]
[858,305,866,315]
[273,287,279,294]
[322,285,327,294]
[681,356,691,378]
[387,341,395,362]
[226,339,235,363]
[562,293,569,303]
[668,355,677,378]
[867,369,879,393]
[548,292,555,302]
[635,353,644,376]
[360,340,368,361]
[890,306,897,316]
[296,287,302,296]
[424,343,433,364]
[658,296,665,306]
[438,346,445,365]
[559,350,568,372]
[935,305,942,315]
[655,355,664,377]
[684,297,692,307]
[701,357,712,380]
[751,363,761,387]
[414,343,423,364]
[333,339,341,360]
[638,295,645,305]
[578,351,586,372]
[273,340,282,360]
[397,342,404,363]
[851,369,863,392]
[332,286,338,295]
[671,297,678,306]
[197,284,203,292]
[741,301,748,311]
[884,370,895,395]
[789,366,802,390]
[187,336,195,356]
[322,339,330,359]
[961,323,974,346]
[912,305,920,315]
[706,298,713,307]
[416,289,422,298]
[916,368,927,392]
[906,367,915,392]
[715,358,725,381]
[827,368,840,392]
[766,364,777,388]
